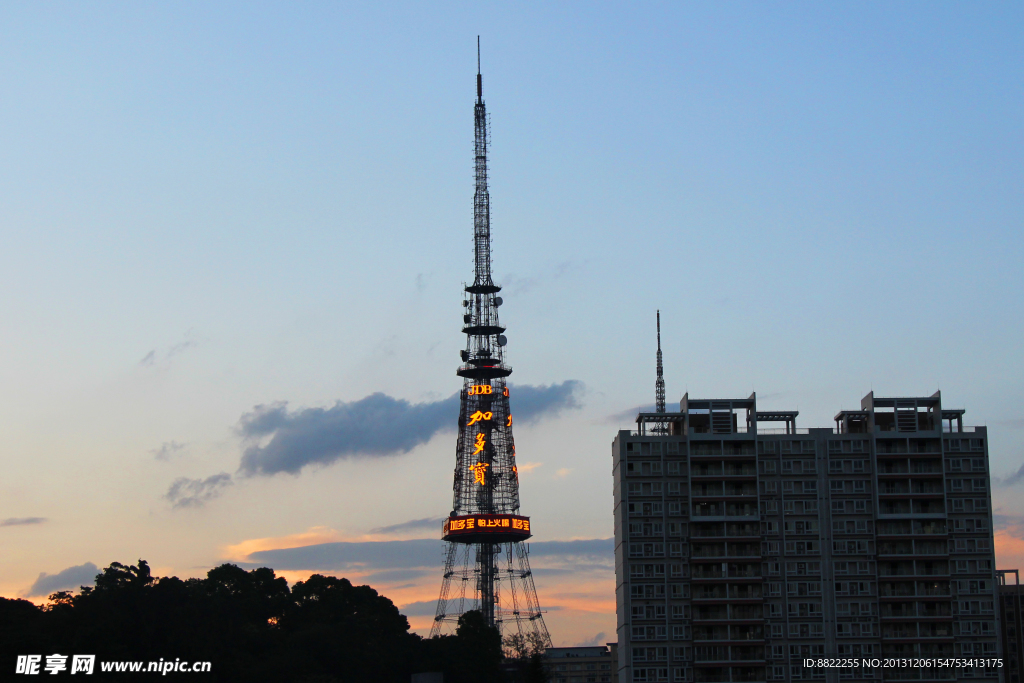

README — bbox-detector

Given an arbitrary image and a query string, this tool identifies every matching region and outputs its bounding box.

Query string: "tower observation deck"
[429,42,551,649]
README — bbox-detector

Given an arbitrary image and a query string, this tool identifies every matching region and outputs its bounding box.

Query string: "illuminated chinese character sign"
[442,514,532,543]
[469,461,489,485]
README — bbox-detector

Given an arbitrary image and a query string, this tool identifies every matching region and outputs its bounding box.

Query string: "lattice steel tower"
[430,42,551,648]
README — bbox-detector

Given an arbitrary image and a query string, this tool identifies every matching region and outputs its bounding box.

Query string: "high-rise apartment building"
[997,570,1022,683]
[613,391,999,683]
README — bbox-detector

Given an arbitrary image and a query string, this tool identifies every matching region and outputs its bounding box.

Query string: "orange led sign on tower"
[469,461,489,485]
[442,514,532,543]
[467,410,493,426]
[468,385,493,395]
[472,433,486,455]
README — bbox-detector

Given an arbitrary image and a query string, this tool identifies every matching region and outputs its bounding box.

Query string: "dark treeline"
[1,560,545,682]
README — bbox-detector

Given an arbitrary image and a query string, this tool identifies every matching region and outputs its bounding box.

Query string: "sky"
[0,1,1022,646]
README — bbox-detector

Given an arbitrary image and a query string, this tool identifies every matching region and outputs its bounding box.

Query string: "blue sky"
[0,2,1021,644]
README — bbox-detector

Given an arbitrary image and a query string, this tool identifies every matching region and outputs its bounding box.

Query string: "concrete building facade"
[547,644,619,683]
[613,391,999,683]
[997,570,1022,683]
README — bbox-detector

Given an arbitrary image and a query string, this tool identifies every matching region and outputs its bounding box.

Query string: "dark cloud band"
[27,562,98,597]
[242,537,613,572]
[1,517,48,527]
[237,381,582,477]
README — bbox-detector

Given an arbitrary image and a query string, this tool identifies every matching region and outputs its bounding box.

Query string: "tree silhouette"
[0,560,508,683]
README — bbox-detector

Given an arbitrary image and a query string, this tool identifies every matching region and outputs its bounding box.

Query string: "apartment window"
[763,460,777,474]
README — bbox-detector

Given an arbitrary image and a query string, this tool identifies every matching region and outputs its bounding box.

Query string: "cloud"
[555,468,572,478]
[577,631,607,647]
[398,599,438,617]
[498,261,576,297]
[239,537,613,573]
[527,539,614,561]
[605,404,658,423]
[237,381,582,477]
[361,568,433,584]
[246,539,442,571]
[996,418,1024,429]
[139,331,200,369]
[167,338,198,359]
[1,517,48,527]
[369,517,445,535]
[26,562,98,597]
[995,515,1024,540]
[165,473,232,509]
[152,441,187,461]
[996,464,1024,487]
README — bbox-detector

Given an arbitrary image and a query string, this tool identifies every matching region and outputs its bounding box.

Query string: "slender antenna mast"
[656,310,666,414]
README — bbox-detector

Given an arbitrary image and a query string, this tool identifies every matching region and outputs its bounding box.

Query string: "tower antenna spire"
[476,36,482,101]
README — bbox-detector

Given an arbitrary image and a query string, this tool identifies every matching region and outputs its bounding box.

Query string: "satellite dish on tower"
[493,297,503,307]
[497,335,508,346]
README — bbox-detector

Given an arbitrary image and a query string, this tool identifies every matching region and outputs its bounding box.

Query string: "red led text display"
[442,514,532,543]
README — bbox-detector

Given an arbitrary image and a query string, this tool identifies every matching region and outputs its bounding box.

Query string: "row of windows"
[761,441,816,454]
[761,480,818,494]
[835,561,874,575]
[948,458,987,471]
[947,438,986,451]
[631,604,692,620]
[950,498,989,513]
[956,600,995,614]
[832,500,871,514]
[764,500,819,514]
[628,542,690,558]
[628,522,687,537]
[835,519,872,534]
[950,538,992,553]
[625,497,978,519]
[623,436,983,456]
[948,478,989,492]
[830,459,871,473]
[761,540,822,555]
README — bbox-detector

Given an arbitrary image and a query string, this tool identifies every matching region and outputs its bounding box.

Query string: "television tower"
[430,41,551,649]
